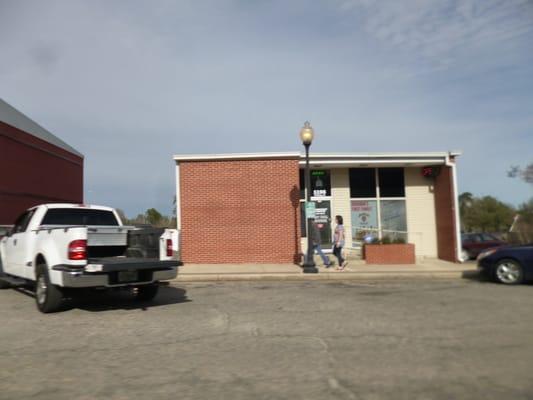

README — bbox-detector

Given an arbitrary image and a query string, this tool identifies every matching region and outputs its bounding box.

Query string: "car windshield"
[481,233,498,241]
[41,209,119,226]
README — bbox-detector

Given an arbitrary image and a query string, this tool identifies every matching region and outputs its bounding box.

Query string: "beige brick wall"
[405,168,438,258]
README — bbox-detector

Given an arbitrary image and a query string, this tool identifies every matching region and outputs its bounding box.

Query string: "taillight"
[166,239,173,257]
[68,239,87,260]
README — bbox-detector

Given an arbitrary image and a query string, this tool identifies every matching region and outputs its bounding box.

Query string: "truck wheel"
[35,264,64,313]
[135,284,159,301]
[0,279,11,289]
[0,256,10,289]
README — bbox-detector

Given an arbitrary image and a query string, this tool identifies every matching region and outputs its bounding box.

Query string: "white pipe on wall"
[445,154,462,262]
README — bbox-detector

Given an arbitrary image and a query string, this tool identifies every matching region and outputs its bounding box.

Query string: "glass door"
[313,199,332,248]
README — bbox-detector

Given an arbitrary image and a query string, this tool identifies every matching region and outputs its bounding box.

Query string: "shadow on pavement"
[15,284,190,313]
[461,269,492,283]
[69,285,190,312]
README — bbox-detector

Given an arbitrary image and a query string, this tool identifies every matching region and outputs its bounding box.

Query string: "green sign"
[311,170,325,176]
[305,201,316,219]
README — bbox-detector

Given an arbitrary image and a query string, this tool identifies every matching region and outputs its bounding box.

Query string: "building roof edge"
[0,98,84,158]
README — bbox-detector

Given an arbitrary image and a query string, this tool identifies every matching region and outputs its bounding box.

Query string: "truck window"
[41,209,119,226]
[12,210,36,234]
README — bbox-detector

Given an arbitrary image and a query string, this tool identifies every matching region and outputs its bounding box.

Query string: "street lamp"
[300,121,319,273]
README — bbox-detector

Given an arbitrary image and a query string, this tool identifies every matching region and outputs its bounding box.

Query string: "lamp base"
[302,261,319,274]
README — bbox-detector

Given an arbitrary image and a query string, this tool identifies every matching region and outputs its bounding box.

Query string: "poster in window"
[351,200,378,229]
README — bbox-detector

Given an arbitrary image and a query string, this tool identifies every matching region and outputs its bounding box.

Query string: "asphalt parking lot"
[1,278,532,400]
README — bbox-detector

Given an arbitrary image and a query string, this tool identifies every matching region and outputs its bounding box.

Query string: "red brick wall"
[434,164,458,262]
[0,121,83,224]
[179,158,301,264]
[365,244,416,264]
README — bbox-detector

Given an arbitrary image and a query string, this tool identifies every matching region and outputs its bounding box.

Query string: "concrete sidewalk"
[173,259,477,282]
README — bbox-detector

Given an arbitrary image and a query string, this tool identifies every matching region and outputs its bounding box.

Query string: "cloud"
[337,0,533,66]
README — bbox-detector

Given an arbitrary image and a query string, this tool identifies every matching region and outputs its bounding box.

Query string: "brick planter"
[364,243,416,264]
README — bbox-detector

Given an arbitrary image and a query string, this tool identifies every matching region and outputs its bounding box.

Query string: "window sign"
[305,201,316,219]
[351,200,378,244]
[299,169,331,198]
[314,200,332,246]
[311,170,330,197]
[351,200,378,229]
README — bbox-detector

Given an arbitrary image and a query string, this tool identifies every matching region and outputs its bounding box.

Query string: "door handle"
[13,239,17,246]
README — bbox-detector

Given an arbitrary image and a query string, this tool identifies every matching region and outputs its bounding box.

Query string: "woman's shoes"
[336,261,348,271]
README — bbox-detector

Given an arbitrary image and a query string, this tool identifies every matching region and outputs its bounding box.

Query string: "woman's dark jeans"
[333,245,344,266]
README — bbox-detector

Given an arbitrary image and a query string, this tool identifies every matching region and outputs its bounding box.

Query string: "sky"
[1,0,532,217]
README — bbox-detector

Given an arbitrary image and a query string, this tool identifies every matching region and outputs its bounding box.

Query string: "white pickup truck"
[0,203,181,313]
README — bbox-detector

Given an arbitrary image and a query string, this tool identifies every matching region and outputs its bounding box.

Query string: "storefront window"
[378,168,405,197]
[349,168,407,243]
[300,169,331,199]
[349,168,376,198]
[380,200,407,241]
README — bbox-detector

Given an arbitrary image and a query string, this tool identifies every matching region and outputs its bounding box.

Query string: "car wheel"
[134,284,159,301]
[461,249,470,262]
[35,264,64,313]
[494,259,524,285]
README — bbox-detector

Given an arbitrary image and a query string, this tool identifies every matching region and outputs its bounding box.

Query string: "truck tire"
[135,284,159,301]
[0,279,10,289]
[35,264,64,313]
[0,255,10,289]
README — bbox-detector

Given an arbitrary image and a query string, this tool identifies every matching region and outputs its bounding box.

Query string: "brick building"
[174,152,461,264]
[0,99,83,224]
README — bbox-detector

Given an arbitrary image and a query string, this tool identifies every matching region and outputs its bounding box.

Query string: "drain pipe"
[445,153,462,262]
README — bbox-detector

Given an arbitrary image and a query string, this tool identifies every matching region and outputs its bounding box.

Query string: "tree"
[460,194,515,232]
[145,208,163,226]
[508,162,533,185]
[458,192,473,230]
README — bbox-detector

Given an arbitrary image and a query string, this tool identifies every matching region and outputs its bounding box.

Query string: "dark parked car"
[477,244,533,284]
[461,233,506,260]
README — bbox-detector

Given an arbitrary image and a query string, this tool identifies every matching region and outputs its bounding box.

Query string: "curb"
[172,270,474,282]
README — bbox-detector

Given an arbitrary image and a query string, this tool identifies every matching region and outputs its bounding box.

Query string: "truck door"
[3,210,35,278]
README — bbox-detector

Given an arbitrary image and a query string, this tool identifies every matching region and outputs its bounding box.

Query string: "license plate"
[118,270,138,283]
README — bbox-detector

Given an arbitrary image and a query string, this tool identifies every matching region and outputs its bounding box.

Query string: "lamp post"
[300,121,319,273]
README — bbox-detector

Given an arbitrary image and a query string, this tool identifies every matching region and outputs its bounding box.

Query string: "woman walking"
[333,215,347,270]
